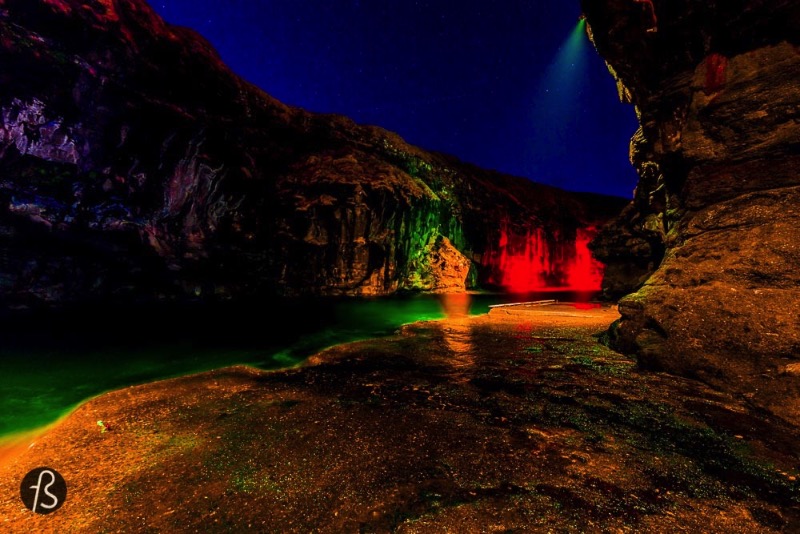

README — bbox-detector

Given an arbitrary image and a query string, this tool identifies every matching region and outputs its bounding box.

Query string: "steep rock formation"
[0,0,624,306]
[583,0,800,420]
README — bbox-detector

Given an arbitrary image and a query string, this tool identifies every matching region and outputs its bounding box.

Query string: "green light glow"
[525,17,590,158]
[0,291,600,438]
[562,18,587,70]
[0,295,480,437]
[545,18,589,93]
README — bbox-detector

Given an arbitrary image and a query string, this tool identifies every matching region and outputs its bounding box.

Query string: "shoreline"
[0,401,97,470]
[0,294,534,449]
[0,431,39,470]
[0,292,537,443]
[2,303,798,532]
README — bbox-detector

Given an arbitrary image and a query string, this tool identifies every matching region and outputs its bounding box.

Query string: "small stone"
[782,363,800,376]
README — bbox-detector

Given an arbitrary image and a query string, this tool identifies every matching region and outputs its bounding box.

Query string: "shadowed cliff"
[0,0,626,308]
[583,0,800,422]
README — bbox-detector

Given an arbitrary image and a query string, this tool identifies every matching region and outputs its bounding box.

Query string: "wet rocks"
[2,305,797,531]
[583,0,800,421]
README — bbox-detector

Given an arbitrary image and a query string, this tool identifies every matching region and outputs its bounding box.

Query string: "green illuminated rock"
[401,236,472,293]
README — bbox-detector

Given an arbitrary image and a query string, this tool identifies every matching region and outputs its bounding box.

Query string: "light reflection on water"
[0,290,598,436]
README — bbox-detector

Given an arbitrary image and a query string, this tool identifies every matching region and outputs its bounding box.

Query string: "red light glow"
[705,53,728,95]
[482,225,604,293]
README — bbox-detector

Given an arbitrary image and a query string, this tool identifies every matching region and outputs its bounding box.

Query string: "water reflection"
[0,291,599,436]
[438,292,472,319]
[436,293,477,381]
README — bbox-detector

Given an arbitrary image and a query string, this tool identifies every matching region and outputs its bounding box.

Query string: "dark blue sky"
[153,1,640,198]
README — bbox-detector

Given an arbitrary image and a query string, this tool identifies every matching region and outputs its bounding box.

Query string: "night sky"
[152,1,640,198]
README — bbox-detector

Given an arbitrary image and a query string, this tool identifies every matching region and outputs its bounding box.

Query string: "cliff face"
[583,0,800,420]
[0,0,623,306]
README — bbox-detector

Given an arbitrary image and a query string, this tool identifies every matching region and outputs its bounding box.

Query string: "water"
[0,291,595,437]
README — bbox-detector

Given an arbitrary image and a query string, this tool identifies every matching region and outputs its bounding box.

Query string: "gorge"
[0,0,624,308]
[0,0,799,532]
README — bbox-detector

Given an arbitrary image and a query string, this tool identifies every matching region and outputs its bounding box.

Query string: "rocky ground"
[1,302,798,533]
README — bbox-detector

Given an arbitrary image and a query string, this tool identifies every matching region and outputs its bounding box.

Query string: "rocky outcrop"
[583,0,800,421]
[0,0,624,307]
[402,236,473,293]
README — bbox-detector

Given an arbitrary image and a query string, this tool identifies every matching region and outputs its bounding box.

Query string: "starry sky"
[152,1,640,198]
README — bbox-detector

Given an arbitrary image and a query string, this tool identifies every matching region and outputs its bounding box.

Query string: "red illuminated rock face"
[482,225,604,293]
[583,0,800,421]
[0,0,625,306]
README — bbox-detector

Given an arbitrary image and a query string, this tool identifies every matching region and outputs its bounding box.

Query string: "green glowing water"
[0,292,597,438]
[0,294,549,438]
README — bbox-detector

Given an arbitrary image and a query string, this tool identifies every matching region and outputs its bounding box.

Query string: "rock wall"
[583,0,800,421]
[0,0,625,307]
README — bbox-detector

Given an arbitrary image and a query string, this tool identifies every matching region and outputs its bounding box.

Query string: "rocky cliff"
[583,0,800,421]
[0,0,624,307]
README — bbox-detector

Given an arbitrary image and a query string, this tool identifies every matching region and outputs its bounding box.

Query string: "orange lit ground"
[1,303,798,532]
